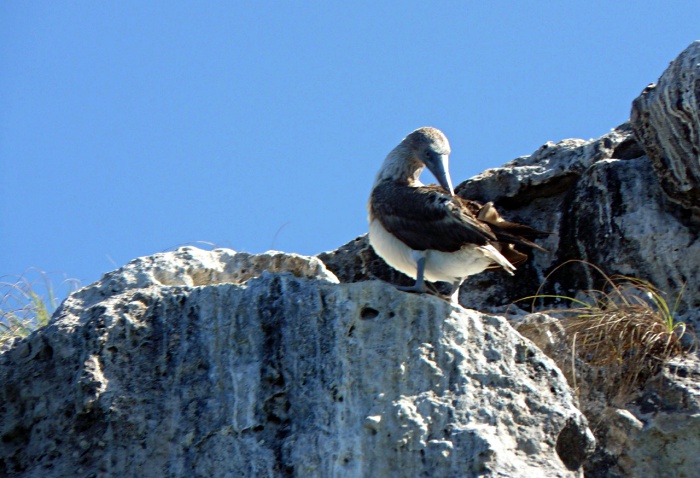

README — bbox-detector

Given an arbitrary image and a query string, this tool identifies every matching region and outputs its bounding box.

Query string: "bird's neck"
[372,145,423,188]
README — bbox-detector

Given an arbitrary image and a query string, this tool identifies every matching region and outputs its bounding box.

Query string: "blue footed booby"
[368,127,548,303]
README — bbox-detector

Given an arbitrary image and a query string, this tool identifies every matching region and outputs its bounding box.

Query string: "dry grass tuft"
[521,260,693,400]
[1,270,79,351]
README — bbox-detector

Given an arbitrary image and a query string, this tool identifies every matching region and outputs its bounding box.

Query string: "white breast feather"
[369,219,516,283]
[369,218,418,279]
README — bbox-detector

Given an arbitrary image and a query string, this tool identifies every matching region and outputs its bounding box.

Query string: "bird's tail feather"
[478,244,516,275]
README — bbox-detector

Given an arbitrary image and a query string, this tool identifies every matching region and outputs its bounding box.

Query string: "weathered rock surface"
[508,309,700,478]
[632,40,700,211]
[587,357,700,478]
[0,247,592,477]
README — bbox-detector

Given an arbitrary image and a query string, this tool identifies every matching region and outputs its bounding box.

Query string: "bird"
[367,127,548,303]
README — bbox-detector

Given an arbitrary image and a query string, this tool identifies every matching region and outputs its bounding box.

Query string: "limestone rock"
[631,40,700,211]
[510,311,700,478]
[0,248,592,477]
[582,356,700,478]
[59,246,338,314]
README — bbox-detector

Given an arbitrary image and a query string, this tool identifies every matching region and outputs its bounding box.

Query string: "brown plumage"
[370,183,497,252]
[368,126,549,302]
[370,182,548,265]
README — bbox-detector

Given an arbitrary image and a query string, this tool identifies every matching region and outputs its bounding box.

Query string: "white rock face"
[0,248,592,477]
[619,357,700,477]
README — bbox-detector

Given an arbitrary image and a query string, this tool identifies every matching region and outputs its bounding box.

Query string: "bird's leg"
[396,256,428,294]
[414,256,427,291]
[449,280,462,304]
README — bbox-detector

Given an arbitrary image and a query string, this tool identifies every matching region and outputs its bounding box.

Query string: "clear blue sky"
[2,2,699,297]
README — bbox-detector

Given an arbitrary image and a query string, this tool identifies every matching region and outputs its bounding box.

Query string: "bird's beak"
[426,154,455,196]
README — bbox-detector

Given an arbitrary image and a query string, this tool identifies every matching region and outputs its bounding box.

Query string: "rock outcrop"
[632,41,700,212]
[457,41,700,478]
[0,247,592,477]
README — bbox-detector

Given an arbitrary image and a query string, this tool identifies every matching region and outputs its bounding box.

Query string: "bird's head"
[404,127,454,195]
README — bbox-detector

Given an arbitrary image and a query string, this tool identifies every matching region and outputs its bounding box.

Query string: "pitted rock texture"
[632,40,700,211]
[58,246,338,315]
[580,356,700,478]
[508,309,700,478]
[0,248,592,477]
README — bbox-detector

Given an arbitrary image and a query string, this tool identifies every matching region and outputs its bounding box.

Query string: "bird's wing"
[370,183,497,252]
